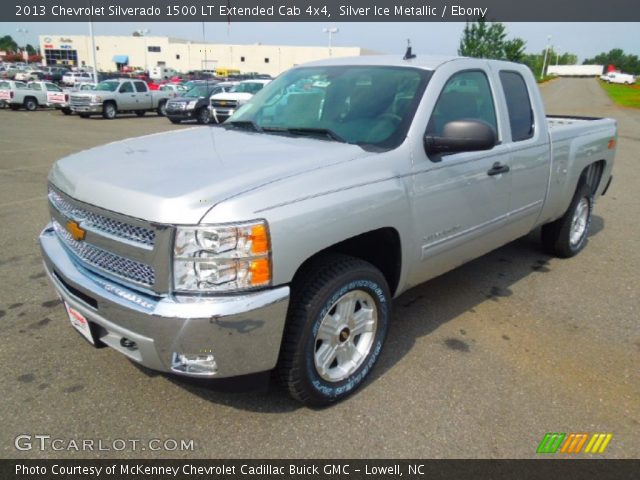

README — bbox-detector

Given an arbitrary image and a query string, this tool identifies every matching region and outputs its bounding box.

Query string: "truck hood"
[49,126,370,224]
[211,92,253,102]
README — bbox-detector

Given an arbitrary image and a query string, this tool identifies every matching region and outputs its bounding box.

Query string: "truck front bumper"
[39,224,290,378]
[70,103,103,114]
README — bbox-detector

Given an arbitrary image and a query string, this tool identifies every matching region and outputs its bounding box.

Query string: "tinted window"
[46,83,62,92]
[29,83,42,91]
[134,81,148,92]
[427,70,497,137]
[119,82,133,93]
[499,71,534,142]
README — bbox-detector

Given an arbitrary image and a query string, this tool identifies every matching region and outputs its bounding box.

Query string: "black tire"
[541,183,593,258]
[61,108,72,115]
[196,107,210,124]
[79,113,91,119]
[9,104,20,111]
[157,101,167,116]
[135,110,146,117]
[277,254,391,407]
[102,102,117,119]
[169,118,182,124]
[24,97,38,111]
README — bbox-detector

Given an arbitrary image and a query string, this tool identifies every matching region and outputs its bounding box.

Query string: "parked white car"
[158,83,187,98]
[209,79,271,123]
[4,81,67,111]
[14,69,45,82]
[601,71,636,85]
[62,71,96,87]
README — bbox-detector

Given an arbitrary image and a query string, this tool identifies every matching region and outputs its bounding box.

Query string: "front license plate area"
[64,302,95,345]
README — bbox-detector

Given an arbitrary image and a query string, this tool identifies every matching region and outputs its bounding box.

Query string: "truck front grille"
[53,220,155,286]
[211,99,238,109]
[70,96,91,107]
[49,189,155,247]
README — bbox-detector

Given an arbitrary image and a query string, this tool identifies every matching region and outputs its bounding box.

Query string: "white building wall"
[39,34,370,76]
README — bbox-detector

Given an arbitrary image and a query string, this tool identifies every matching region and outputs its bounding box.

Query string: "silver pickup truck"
[40,56,616,406]
[70,78,170,119]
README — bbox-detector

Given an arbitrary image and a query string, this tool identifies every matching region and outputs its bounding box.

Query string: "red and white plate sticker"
[64,303,95,344]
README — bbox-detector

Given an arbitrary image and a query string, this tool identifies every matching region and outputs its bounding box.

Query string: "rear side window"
[134,81,147,92]
[119,82,133,93]
[29,83,42,91]
[499,71,534,142]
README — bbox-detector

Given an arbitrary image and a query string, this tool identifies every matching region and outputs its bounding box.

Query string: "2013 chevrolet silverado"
[40,56,616,406]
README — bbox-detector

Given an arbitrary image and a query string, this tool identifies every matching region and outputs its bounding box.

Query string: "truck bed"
[547,115,616,143]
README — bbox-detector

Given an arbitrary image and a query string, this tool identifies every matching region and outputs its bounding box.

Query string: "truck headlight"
[187,100,198,109]
[90,95,102,103]
[173,221,271,292]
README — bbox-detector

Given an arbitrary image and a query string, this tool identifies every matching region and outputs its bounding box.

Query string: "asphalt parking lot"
[0,79,638,459]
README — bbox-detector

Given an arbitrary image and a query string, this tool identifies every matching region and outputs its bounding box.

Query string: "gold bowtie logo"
[66,220,86,241]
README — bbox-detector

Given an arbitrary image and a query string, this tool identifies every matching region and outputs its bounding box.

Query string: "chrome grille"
[53,220,155,286]
[211,99,238,109]
[70,95,91,107]
[49,189,155,247]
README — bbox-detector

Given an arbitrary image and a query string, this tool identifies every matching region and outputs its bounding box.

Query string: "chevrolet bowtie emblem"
[66,220,86,241]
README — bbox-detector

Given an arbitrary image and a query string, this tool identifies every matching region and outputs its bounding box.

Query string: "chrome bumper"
[39,223,290,378]
[70,103,103,113]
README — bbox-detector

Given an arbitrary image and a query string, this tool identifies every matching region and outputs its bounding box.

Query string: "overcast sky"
[2,22,638,61]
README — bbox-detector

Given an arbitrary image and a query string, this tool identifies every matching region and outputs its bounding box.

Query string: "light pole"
[16,28,28,63]
[540,35,552,80]
[136,28,150,72]
[322,27,339,56]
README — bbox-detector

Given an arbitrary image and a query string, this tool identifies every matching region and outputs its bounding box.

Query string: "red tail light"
[65,94,69,102]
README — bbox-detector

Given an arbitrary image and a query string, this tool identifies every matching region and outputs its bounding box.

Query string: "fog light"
[171,352,218,376]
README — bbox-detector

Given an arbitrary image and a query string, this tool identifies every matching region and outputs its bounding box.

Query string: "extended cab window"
[46,83,62,92]
[499,71,534,142]
[119,82,133,93]
[134,81,147,93]
[427,70,497,138]
[29,83,42,91]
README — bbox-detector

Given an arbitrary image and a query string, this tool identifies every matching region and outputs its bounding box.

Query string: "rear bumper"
[39,223,290,378]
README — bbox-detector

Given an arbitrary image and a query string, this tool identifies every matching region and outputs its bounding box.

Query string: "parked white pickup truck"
[40,55,616,406]
[0,80,27,107]
[4,81,66,111]
[601,71,636,85]
[209,79,270,123]
[70,78,170,119]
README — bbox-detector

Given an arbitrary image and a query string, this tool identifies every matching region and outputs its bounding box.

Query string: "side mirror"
[424,119,497,155]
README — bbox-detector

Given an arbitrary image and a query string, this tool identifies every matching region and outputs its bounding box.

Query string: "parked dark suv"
[165,82,236,124]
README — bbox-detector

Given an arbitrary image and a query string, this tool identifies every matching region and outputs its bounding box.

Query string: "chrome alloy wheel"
[569,197,589,246]
[313,290,378,382]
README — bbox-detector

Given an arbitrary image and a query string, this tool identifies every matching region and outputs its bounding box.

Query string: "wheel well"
[24,96,37,104]
[293,228,402,297]
[580,160,606,196]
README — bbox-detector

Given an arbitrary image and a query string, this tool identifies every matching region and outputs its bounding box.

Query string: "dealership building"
[38,34,375,75]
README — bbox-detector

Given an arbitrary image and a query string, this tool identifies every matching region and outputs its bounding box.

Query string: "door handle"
[487,162,510,176]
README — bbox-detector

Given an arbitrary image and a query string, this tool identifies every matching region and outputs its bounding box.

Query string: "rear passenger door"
[495,69,550,236]
[409,67,513,283]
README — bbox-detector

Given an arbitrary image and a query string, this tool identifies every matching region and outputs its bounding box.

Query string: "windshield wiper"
[226,120,262,132]
[262,127,346,143]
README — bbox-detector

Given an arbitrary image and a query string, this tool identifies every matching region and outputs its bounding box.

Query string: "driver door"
[118,81,136,109]
[409,69,513,283]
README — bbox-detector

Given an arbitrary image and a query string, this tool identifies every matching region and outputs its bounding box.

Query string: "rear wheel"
[102,102,117,119]
[277,254,390,406]
[157,101,167,116]
[61,108,72,115]
[541,183,593,258]
[24,98,38,111]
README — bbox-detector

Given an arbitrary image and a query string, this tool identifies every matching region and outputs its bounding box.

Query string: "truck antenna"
[404,39,416,60]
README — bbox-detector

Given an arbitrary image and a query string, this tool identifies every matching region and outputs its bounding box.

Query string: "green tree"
[25,43,37,55]
[0,34,19,52]
[458,18,526,61]
[583,48,640,75]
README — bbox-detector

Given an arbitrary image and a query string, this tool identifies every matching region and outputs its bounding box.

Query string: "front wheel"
[277,255,390,406]
[196,107,210,124]
[102,102,117,119]
[157,101,167,116]
[541,183,593,258]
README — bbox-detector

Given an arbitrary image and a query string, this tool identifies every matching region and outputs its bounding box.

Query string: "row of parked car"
[0,76,272,125]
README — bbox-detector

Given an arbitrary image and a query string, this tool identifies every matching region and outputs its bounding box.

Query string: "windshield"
[94,81,119,92]
[231,82,266,94]
[184,85,213,98]
[228,66,430,149]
